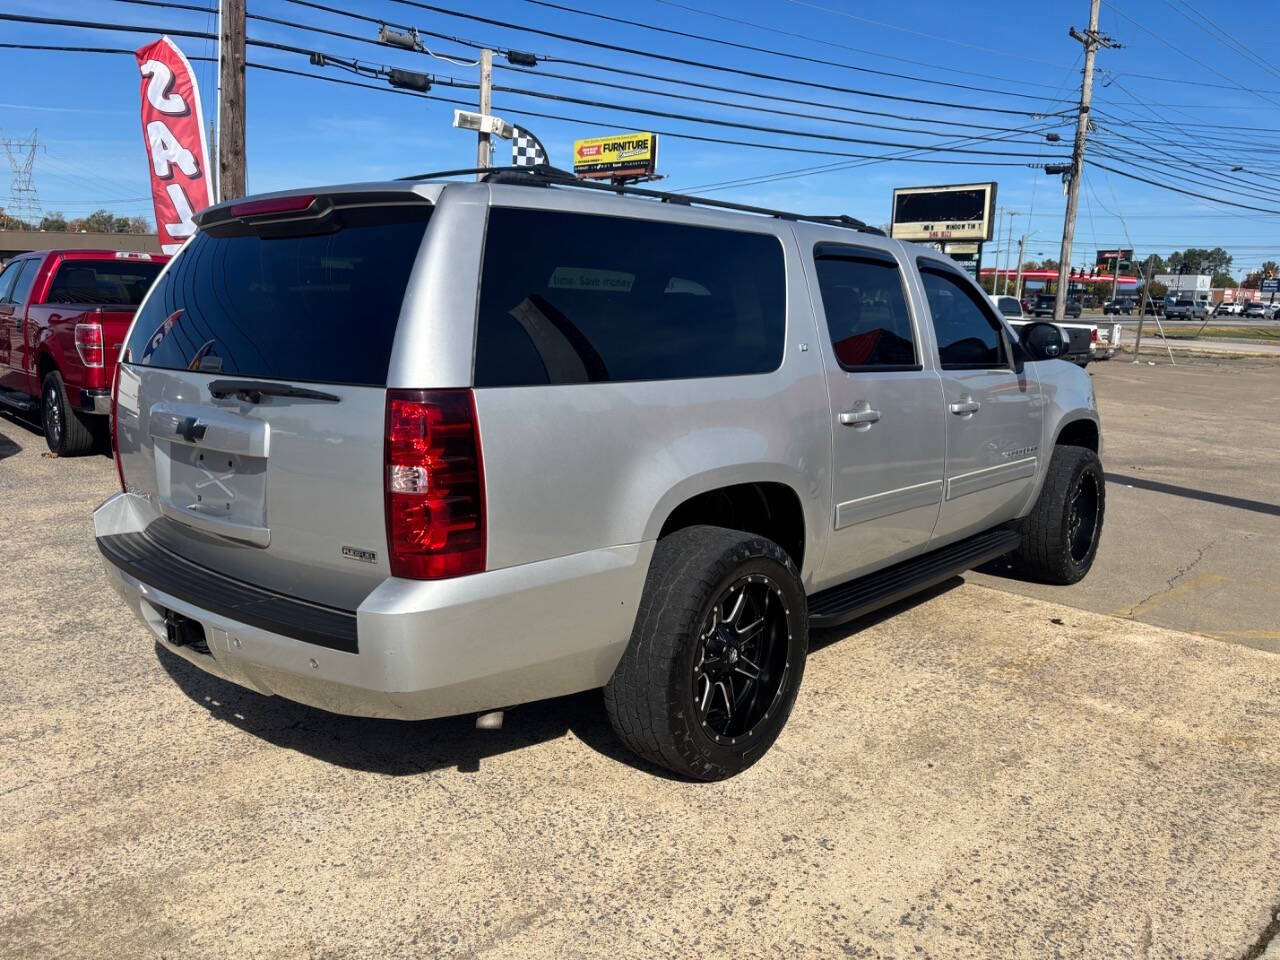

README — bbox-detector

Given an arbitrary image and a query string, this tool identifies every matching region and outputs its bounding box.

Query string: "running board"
[0,388,38,413]
[807,527,1021,630]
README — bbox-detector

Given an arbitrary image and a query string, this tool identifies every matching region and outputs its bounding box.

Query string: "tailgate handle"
[209,379,340,404]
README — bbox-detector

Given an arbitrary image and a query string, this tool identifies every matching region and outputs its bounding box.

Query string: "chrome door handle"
[839,408,881,426]
[948,398,981,415]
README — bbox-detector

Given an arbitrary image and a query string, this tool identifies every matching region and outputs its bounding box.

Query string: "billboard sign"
[1262,278,1280,292]
[572,131,658,179]
[890,182,997,242]
[134,37,214,254]
[1096,248,1134,274]
[1155,274,1211,293]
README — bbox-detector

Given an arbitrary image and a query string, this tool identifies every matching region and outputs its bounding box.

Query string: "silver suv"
[96,172,1103,780]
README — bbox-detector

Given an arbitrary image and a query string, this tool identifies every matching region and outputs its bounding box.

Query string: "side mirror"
[1020,321,1065,360]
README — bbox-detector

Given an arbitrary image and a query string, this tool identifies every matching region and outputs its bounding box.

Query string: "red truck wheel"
[41,372,96,457]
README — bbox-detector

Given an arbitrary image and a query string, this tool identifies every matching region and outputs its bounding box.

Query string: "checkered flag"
[511,125,548,167]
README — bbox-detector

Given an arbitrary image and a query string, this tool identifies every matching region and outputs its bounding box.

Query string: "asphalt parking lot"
[3,356,1279,959]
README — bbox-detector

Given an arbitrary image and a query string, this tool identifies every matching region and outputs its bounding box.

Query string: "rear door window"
[812,243,917,370]
[47,260,163,306]
[7,258,40,309]
[126,204,431,386]
[0,260,21,302]
[474,208,785,386]
[918,263,1009,370]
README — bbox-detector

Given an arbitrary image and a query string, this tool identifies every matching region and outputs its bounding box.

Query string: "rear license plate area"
[165,442,268,530]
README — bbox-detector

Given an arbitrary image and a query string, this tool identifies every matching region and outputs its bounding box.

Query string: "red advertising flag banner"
[135,37,214,254]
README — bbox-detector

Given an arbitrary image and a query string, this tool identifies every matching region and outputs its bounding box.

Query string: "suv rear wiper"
[208,379,341,404]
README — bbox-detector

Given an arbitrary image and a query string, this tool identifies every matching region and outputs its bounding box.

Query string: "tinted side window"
[474,208,785,387]
[813,245,916,370]
[0,260,21,303]
[918,264,1008,369]
[8,259,40,309]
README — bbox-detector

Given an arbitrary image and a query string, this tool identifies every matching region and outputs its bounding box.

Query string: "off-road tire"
[42,371,96,457]
[604,525,808,781]
[1012,444,1105,585]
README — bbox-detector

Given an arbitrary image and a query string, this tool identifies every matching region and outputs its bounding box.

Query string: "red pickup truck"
[0,249,167,455]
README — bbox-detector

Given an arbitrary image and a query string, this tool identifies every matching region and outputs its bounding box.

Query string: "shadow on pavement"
[155,643,681,779]
[1107,472,1280,518]
[0,431,21,461]
[158,580,966,779]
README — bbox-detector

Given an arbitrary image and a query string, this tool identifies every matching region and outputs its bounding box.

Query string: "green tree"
[126,216,151,234]
[1167,247,1232,277]
[1210,272,1237,288]
[39,212,68,231]
[1261,260,1279,279]
[81,209,117,233]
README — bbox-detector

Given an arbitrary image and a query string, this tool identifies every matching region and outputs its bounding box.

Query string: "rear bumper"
[94,492,652,720]
[79,388,111,415]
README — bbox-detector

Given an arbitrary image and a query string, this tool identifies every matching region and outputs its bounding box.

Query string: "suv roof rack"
[398,164,885,236]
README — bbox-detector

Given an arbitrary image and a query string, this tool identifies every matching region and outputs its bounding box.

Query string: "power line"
[516,0,1067,105]
[0,41,1043,170]
[1101,1,1280,109]
[1159,0,1280,85]
[782,0,1063,67]
[0,22,1062,162]
[382,0,1059,117]
[650,0,1074,92]
[267,0,1076,137]
[1085,158,1280,215]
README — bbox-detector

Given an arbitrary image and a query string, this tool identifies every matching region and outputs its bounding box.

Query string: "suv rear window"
[126,204,431,386]
[474,208,785,387]
[47,260,163,306]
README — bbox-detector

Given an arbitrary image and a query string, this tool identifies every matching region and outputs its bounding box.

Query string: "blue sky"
[2,0,1278,278]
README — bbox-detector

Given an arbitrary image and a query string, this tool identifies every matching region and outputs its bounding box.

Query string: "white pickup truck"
[990,295,1119,364]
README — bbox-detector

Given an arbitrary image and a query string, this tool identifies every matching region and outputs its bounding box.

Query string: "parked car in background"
[1103,298,1135,315]
[1242,301,1266,318]
[993,293,1097,366]
[1214,301,1244,317]
[1163,296,1210,321]
[0,249,167,455]
[1031,293,1083,319]
[1265,302,1280,320]
[1140,298,1164,316]
[95,174,1104,781]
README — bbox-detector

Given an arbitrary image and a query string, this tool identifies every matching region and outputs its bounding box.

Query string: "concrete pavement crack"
[1122,536,1218,619]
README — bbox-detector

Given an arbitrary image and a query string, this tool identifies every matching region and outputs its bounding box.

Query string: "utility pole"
[476,48,493,180]
[990,205,1002,294]
[217,0,247,200]
[1014,235,1028,300]
[1001,210,1017,294]
[1053,0,1116,324]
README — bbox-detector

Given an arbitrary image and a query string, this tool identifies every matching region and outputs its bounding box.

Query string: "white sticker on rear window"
[547,267,634,292]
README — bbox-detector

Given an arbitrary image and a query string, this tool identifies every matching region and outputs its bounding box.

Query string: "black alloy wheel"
[692,574,791,746]
[42,377,64,450]
[1067,470,1101,564]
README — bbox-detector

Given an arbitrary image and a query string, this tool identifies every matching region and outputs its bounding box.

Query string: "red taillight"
[110,366,125,492]
[230,194,316,218]
[384,389,485,579]
[1090,328,1099,342]
[74,322,104,367]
